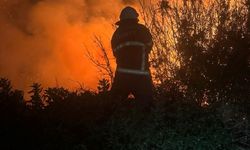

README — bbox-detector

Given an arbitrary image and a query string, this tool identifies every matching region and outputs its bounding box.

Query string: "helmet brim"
[115,19,139,26]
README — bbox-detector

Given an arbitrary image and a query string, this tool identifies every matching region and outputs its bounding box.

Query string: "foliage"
[0,77,249,149]
[140,0,250,105]
[97,78,110,94]
[28,83,44,110]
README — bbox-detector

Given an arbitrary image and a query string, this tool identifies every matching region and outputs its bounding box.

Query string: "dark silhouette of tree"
[0,76,249,149]
[97,78,110,94]
[28,83,43,110]
[0,78,12,96]
[0,78,24,115]
[44,87,71,106]
[140,0,250,105]
[85,36,115,85]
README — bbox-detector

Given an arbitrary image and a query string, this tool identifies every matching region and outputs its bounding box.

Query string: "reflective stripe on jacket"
[111,21,153,75]
[114,41,149,75]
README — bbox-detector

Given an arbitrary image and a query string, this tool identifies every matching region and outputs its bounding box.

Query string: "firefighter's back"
[111,21,152,73]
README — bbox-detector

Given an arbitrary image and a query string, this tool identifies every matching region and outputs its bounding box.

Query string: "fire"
[0,0,138,94]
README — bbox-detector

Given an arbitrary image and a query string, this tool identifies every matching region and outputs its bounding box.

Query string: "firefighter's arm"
[146,40,153,53]
[145,29,153,53]
[111,32,117,57]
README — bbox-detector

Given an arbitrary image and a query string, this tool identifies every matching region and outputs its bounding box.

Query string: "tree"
[0,78,24,106]
[140,0,250,104]
[85,36,115,85]
[28,83,43,110]
[0,78,12,96]
[0,78,25,122]
[44,87,71,106]
[97,78,110,94]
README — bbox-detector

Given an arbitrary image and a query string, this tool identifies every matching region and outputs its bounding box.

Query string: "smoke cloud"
[0,0,137,94]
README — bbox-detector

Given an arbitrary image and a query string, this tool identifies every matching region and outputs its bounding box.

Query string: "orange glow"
[0,0,139,95]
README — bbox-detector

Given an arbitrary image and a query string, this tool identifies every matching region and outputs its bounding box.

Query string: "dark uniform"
[111,19,153,111]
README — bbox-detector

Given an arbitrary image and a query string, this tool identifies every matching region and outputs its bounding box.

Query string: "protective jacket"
[111,20,153,75]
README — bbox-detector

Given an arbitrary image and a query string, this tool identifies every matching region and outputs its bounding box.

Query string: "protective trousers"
[111,71,153,112]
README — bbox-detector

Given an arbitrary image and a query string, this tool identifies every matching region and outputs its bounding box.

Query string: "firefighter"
[111,6,153,112]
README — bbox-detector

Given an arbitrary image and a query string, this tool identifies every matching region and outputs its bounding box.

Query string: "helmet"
[116,6,139,25]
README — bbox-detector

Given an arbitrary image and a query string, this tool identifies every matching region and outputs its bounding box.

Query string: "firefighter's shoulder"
[137,23,150,32]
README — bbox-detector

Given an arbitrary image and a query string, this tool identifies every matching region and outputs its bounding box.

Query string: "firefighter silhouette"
[111,6,153,112]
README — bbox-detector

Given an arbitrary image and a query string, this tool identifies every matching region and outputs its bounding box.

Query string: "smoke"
[0,0,137,94]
